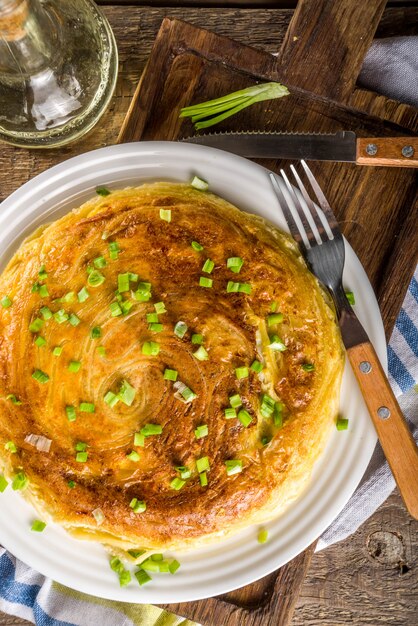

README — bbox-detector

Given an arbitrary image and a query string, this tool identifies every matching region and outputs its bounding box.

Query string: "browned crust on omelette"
[0,183,344,551]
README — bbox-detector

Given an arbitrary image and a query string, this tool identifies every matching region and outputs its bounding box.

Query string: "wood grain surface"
[0,4,417,626]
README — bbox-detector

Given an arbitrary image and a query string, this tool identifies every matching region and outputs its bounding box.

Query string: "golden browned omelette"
[0,182,344,552]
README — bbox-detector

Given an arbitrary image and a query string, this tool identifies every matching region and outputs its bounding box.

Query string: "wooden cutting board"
[116,1,418,624]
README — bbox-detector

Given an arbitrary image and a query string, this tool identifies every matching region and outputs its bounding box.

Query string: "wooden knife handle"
[356,137,418,167]
[347,341,418,519]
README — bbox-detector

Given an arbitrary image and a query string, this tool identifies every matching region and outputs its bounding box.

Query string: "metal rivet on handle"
[359,361,372,374]
[377,406,391,420]
[401,145,414,158]
[366,143,378,156]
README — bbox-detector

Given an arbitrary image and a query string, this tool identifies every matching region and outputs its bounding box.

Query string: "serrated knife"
[184,131,418,168]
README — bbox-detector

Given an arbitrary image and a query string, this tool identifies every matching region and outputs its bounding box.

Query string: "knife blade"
[183,131,418,168]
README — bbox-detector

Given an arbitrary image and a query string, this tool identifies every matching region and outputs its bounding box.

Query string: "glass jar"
[0,0,118,148]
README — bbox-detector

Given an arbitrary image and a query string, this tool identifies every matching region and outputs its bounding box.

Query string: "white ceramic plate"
[0,142,383,603]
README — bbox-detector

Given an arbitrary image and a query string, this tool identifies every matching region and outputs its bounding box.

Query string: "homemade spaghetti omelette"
[0,182,344,552]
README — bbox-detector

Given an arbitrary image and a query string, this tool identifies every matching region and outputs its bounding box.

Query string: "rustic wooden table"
[0,4,417,626]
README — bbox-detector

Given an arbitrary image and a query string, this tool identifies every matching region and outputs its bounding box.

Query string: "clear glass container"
[0,0,118,148]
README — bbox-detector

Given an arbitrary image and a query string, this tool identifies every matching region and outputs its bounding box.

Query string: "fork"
[269,161,418,520]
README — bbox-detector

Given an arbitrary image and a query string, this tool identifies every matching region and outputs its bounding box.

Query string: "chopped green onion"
[175,466,191,479]
[0,475,8,492]
[88,270,105,287]
[66,406,76,422]
[258,529,269,544]
[29,318,44,332]
[196,456,210,473]
[194,424,208,439]
[76,451,88,462]
[69,313,81,327]
[226,281,240,293]
[12,472,28,490]
[40,306,52,320]
[68,361,81,373]
[199,472,208,487]
[97,346,106,357]
[336,417,349,431]
[269,335,286,351]
[267,313,283,326]
[134,432,145,447]
[260,394,275,418]
[199,276,213,288]
[238,283,251,294]
[225,459,243,476]
[75,441,87,452]
[169,560,180,574]
[159,208,172,222]
[175,383,197,402]
[141,423,163,437]
[235,366,249,380]
[130,498,146,513]
[104,391,119,407]
[180,82,289,131]
[90,326,101,339]
[121,300,133,315]
[68,480,76,488]
[154,302,166,314]
[191,176,209,191]
[135,569,152,586]
[271,301,277,312]
[302,363,315,372]
[202,258,215,274]
[96,186,111,196]
[150,553,164,562]
[110,301,122,317]
[250,360,263,373]
[6,394,21,405]
[118,273,130,293]
[274,403,283,427]
[80,402,95,413]
[1,296,12,308]
[191,334,203,344]
[238,409,252,427]
[119,379,136,406]
[32,282,40,293]
[108,241,120,260]
[32,369,49,383]
[227,257,244,273]
[34,336,46,347]
[193,345,209,361]
[170,477,186,490]
[229,394,242,408]
[127,450,140,462]
[31,519,46,532]
[261,435,271,446]
[224,407,237,419]
[164,368,178,381]
[142,341,160,356]
[134,282,152,302]
[38,265,47,280]
[109,557,131,587]
[146,313,159,323]
[54,309,69,324]
[174,321,188,338]
[39,284,49,297]
[140,559,160,572]
[191,241,204,251]
[149,323,163,332]
[93,256,107,269]
[60,291,75,303]
[5,441,17,453]
[77,287,90,302]
[52,346,63,356]
[345,291,355,305]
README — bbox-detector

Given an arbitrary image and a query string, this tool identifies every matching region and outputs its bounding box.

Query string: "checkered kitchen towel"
[1,36,418,626]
